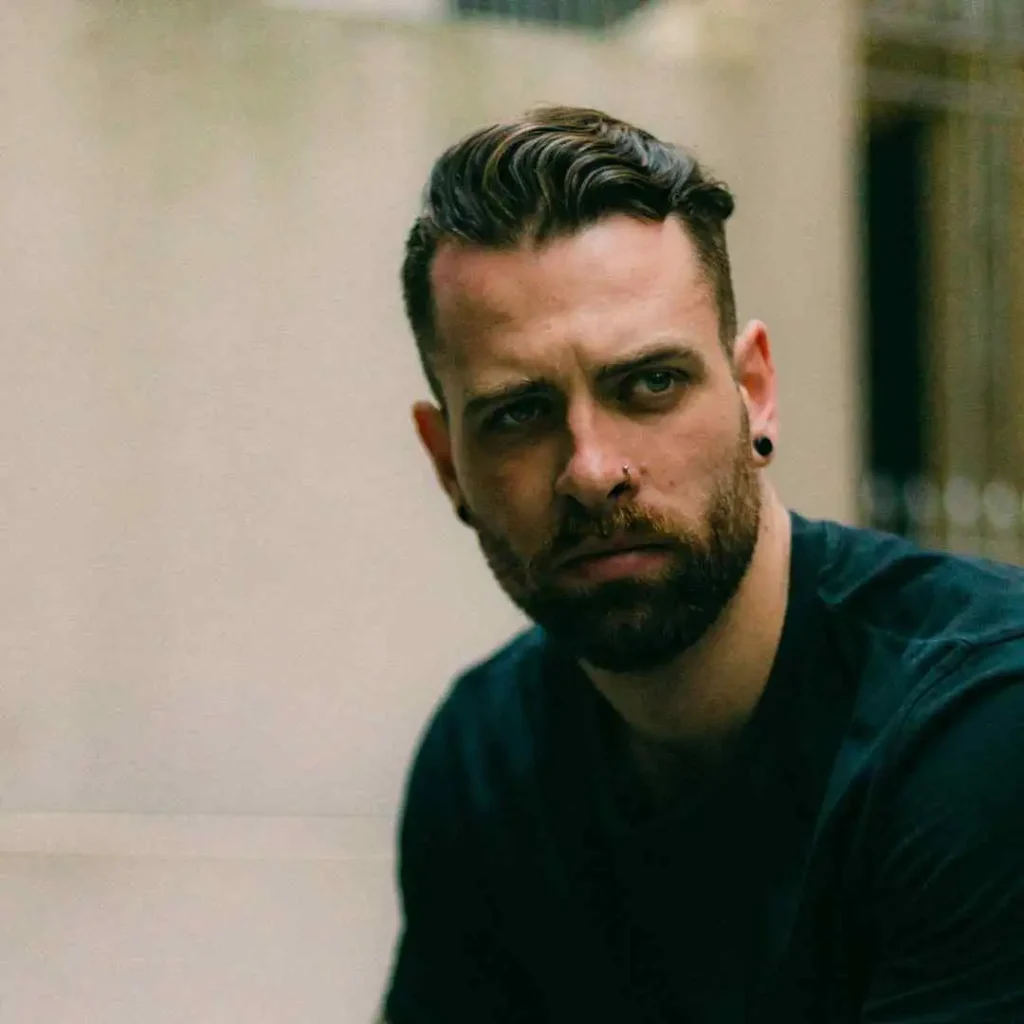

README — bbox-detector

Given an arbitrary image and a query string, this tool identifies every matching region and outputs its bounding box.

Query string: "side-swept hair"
[402,105,737,403]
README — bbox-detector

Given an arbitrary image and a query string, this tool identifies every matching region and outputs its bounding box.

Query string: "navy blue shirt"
[385,514,1024,1022]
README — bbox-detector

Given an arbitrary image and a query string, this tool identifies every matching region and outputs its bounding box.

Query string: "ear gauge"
[753,436,774,459]
[456,504,472,525]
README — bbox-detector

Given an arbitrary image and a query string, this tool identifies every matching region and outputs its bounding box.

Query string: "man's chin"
[524,603,685,671]
[568,628,692,674]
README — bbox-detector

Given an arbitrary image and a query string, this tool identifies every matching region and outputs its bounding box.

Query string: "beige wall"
[0,1,859,1020]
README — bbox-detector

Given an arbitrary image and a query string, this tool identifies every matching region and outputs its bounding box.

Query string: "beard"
[471,422,762,673]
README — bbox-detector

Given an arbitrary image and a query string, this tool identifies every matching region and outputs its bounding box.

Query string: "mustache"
[533,503,677,572]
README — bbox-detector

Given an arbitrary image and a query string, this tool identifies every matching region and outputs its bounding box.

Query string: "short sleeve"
[384,709,536,1024]
[862,677,1024,1022]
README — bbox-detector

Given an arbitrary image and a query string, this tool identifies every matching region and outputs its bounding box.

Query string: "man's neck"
[582,492,793,765]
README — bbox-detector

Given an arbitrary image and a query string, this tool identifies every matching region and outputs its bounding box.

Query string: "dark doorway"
[863,115,928,536]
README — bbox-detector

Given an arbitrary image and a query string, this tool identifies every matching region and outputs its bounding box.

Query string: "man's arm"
[381,706,536,1024]
[862,676,1024,1022]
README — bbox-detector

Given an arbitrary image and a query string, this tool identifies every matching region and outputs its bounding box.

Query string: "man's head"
[404,105,738,402]
[404,106,778,673]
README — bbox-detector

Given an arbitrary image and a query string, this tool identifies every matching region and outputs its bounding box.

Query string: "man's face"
[418,215,770,672]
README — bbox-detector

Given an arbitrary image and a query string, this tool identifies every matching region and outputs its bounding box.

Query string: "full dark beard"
[473,431,762,673]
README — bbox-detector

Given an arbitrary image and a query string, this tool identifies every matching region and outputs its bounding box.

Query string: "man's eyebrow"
[462,379,551,421]
[594,341,704,382]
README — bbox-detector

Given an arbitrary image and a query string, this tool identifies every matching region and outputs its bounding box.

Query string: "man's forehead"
[430,217,712,343]
[430,242,532,335]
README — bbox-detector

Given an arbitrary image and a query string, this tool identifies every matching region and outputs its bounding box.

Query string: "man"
[381,106,1024,1023]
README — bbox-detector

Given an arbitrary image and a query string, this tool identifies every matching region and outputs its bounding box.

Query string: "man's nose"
[553,416,636,512]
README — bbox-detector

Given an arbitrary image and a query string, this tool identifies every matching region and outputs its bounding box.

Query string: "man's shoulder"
[403,627,563,819]
[796,512,1024,656]
[793,514,1024,789]
[787,522,1024,1010]
[438,625,553,739]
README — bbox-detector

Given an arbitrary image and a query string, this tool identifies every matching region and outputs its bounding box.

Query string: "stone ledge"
[263,0,763,65]
[0,812,395,861]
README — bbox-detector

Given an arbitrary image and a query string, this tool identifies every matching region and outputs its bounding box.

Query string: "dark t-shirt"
[385,514,1024,1023]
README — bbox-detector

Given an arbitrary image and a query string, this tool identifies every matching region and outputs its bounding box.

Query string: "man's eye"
[486,398,550,432]
[623,369,684,401]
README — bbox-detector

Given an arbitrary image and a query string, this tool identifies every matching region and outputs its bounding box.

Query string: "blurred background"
[0,0,1019,1020]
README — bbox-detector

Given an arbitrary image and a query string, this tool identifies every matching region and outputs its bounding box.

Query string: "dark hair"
[402,105,737,404]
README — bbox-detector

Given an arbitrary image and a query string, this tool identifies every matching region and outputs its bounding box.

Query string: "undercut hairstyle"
[401,105,737,405]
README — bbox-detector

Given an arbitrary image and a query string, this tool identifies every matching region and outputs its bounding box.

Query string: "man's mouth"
[553,540,672,581]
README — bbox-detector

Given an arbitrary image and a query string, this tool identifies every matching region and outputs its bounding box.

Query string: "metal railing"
[867,0,1024,53]
[863,0,1024,564]
[860,473,1024,563]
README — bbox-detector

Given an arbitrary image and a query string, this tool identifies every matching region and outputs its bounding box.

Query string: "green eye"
[623,369,685,402]
[636,371,676,394]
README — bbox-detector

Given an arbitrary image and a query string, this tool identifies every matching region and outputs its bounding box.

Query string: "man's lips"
[552,538,671,570]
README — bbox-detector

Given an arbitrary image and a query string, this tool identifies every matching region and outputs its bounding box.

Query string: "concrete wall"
[0,1,859,1020]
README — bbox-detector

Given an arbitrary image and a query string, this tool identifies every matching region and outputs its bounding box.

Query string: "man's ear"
[412,401,463,513]
[732,319,778,448]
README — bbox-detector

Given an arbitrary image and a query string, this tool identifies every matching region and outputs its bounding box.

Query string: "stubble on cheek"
[466,476,559,594]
